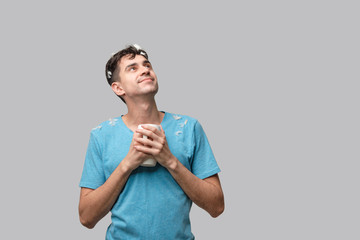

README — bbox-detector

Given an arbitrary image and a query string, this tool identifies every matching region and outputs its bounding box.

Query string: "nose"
[140,65,150,75]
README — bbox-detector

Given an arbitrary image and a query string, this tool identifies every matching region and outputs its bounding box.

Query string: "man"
[79,44,224,239]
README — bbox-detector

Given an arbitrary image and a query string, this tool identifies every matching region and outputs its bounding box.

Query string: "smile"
[139,77,153,83]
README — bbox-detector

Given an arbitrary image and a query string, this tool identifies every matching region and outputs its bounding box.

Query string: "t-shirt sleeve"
[191,120,221,179]
[79,131,106,189]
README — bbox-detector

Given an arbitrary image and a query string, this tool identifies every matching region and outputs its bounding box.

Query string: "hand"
[123,130,152,171]
[134,125,177,169]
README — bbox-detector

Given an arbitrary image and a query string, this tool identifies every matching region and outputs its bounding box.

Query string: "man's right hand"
[122,131,152,171]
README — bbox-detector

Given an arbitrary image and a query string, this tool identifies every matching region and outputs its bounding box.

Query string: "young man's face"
[114,54,158,101]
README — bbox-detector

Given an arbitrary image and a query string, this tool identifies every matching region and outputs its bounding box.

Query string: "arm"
[135,125,225,217]
[79,162,131,229]
[79,132,152,228]
[167,159,224,217]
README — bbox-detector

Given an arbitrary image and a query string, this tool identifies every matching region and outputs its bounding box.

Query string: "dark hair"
[105,45,149,103]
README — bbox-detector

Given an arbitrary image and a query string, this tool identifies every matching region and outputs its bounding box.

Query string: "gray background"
[1,0,359,239]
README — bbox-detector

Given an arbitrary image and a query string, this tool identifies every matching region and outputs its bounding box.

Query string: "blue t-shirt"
[80,112,220,240]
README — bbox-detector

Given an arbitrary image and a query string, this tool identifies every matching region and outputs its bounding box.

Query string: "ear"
[111,82,125,97]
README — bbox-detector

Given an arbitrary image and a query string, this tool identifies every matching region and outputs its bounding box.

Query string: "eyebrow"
[125,60,152,71]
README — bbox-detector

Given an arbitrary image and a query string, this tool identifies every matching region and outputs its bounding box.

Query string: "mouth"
[138,77,154,83]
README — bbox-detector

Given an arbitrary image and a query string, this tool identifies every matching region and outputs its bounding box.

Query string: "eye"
[129,66,137,71]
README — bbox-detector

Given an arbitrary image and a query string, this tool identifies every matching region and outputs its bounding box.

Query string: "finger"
[134,145,157,155]
[133,130,144,139]
[134,136,150,145]
[134,136,158,147]
[136,128,161,141]
[137,129,166,148]
[135,136,163,151]
[140,124,162,135]
[140,124,157,131]
[160,126,166,136]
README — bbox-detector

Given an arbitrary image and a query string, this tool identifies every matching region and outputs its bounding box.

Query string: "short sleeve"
[191,121,221,179]
[79,131,106,189]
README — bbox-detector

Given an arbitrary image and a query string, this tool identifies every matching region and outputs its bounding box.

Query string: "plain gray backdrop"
[1,0,359,239]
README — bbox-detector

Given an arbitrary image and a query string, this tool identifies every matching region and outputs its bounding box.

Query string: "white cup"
[137,124,162,167]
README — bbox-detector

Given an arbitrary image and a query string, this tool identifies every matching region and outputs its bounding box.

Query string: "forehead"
[118,54,148,69]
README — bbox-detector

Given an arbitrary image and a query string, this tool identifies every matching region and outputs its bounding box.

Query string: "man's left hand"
[134,125,176,169]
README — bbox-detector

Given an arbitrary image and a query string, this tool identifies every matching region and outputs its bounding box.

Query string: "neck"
[122,98,163,131]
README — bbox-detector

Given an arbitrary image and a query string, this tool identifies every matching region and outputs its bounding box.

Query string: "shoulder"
[165,112,203,137]
[90,116,122,136]
[167,112,199,125]
[165,112,201,131]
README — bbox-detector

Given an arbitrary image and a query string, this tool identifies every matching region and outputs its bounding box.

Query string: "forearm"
[167,157,224,218]
[79,161,132,228]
